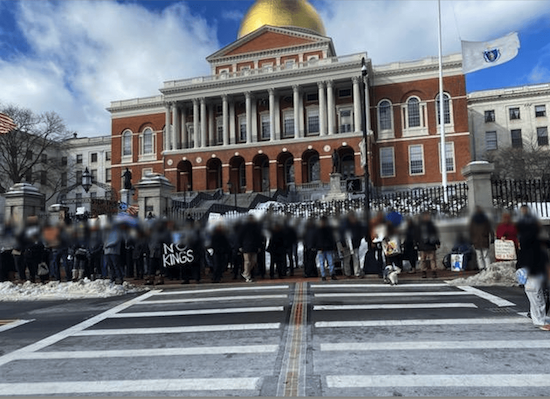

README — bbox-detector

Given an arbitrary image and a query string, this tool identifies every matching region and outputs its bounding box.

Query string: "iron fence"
[492,178,550,218]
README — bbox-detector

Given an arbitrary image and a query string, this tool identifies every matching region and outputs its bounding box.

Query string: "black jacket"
[414,220,440,251]
[316,225,336,251]
[238,221,263,253]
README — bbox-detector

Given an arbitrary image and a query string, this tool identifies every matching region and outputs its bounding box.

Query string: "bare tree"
[487,143,550,180]
[0,104,73,199]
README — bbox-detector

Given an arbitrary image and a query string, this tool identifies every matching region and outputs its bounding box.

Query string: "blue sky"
[0,0,549,136]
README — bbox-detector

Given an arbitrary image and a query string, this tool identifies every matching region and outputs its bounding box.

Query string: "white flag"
[461,32,520,74]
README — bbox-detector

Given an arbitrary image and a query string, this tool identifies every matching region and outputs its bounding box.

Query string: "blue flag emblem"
[483,48,501,63]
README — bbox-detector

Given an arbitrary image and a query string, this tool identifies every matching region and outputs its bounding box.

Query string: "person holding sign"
[495,212,518,262]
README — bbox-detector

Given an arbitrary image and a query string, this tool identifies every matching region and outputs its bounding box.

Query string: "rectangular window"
[511,129,522,148]
[26,150,33,160]
[409,145,424,175]
[535,105,546,117]
[338,89,351,98]
[537,126,548,146]
[283,111,294,137]
[339,109,352,133]
[90,192,97,199]
[40,170,47,185]
[216,118,223,144]
[61,156,67,166]
[91,169,97,181]
[239,116,247,142]
[41,154,47,163]
[444,142,455,173]
[75,193,82,209]
[90,153,98,163]
[306,93,318,102]
[187,125,194,147]
[380,147,395,178]
[76,170,83,183]
[105,168,112,183]
[485,131,498,151]
[261,114,270,140]
[284,60,295,69]
[76,154,83,164]
[105,151,111,161]
[307,108,320,135]
[61,172,67,187]
[509,107,520,120]
[484,110,495,123]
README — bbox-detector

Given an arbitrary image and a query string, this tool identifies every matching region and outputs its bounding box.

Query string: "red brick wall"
[226,31,315,56]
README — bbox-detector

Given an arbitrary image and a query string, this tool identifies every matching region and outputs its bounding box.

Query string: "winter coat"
[469,212,492,249]
[303,223,317,252]
[414,220,440,251]
[210,230,231,256]
[516,214,542,273]
[238,221,263,253]
[496,222,518,247]
[342,219,365,249]
[267,228,286,255]
[315,225,336,252]
[283,225,298,251]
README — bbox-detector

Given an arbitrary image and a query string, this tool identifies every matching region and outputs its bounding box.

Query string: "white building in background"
[58,135,112,214]
[468,83,550,160]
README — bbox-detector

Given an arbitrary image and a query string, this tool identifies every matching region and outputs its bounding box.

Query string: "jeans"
[50,249,62,281]
[105,254,123,282]
[317,251,334,278]
[475,248,491,270]
[525,276,550,326]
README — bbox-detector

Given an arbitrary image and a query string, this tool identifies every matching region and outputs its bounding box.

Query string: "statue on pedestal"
[122,168,132,190]
[332,150,340,174]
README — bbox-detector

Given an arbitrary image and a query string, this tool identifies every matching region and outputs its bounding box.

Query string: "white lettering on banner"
[162,243,195,267]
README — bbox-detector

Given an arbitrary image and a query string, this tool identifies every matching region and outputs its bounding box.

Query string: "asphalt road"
[0,280,547,397]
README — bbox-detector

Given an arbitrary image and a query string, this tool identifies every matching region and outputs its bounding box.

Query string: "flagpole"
[438,0,448,202]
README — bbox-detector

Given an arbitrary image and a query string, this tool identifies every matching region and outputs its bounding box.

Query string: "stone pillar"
[200,98,207,148]
[208,102,215,146]
[171,102,179,151]
[229,99,236,145]
[293,85,300,138]
[268,89,276,142]
[462,161,495,216]
[165,103,172,151]
[318,81,327,136]
[352,77,362,134]
[327,80,335,135]
[135,174,175,220]
[324,173,346,201]
[222,94,229,146]
[274,95,281,140]
[193,99,200,149]
[180,105,186,149]
[251,98,258,143]
[245,92,252,144]
[4,182,45,226]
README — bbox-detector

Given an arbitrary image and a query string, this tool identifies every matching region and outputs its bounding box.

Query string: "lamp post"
[82,167,93,193]
[360,57,371,245]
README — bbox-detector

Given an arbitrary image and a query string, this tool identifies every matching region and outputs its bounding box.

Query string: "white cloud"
[319,0,550,65]
[222,9,244,22]
[0,1,220,137]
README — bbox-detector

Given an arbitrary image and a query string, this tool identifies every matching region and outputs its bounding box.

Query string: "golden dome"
[238,0,326,38]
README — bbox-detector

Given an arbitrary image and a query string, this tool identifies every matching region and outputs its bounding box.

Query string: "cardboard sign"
[451,254,464,272]
[162,243,195,267]
[495,239,517,261]
[383,236,401,256]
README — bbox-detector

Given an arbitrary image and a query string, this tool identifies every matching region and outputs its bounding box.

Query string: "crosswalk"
[0,284,292,396]
[310,282,550,397]
[0,281,548,396]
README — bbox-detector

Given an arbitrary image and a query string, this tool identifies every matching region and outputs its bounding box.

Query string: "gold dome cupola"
[238,0,326,38]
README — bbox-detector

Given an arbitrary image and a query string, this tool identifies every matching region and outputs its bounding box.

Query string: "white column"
[222,95,229,146]
[229,99,236,145]
[327,80,335,135]
[200,98,207,148]
[275,94,281,140]
[251,97,258,143]
[180,105,187,149]
[318,81,327,136]
[193,99,199,149]
[164,103,171,151]
[353,76,362,134]
[268,88,276,142]
[172,102,180,150]
[245,92,252,144]
[299,89,305,138]
[293,85,300,138]
[208,102,215,146]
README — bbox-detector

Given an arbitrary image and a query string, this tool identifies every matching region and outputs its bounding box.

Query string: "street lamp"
[82,167,93,193]
[360,57,371,245]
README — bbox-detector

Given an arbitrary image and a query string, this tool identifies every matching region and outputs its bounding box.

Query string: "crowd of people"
[0,210,447,286]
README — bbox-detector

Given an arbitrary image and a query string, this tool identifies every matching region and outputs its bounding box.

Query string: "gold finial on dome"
[238,0,326,38]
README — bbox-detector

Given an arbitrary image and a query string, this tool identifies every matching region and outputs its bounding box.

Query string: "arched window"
[122,130,132,156]
[143,128,153,154]
[436,93,451,124]
[239,162,246,189]
[407,97,420,128]
[308,154,320,182]
[378,100,392,131]
[284,157,295,185]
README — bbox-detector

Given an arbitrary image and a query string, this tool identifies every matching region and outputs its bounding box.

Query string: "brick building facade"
[108,2,471,197]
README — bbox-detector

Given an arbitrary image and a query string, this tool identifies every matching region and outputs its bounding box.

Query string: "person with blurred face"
[496,211,518,247]
[469,206,493,271]
[414,211,440,278]
[209,223,231,283]
[267,220,286,279]
[316,216,337,281]
[238,215,263,283]
[341,211,365,278]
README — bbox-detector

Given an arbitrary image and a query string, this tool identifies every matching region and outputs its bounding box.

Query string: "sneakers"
[539,324,550,331]
[241,273,253,283]
[320,276,327,281]
[421,271,427,279]
[432,271,438,279]
[407,268,416,274]
[331,275,337,281]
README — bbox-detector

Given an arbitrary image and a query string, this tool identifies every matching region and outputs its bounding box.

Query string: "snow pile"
[0,279,148,301]
[448,261,518,287]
